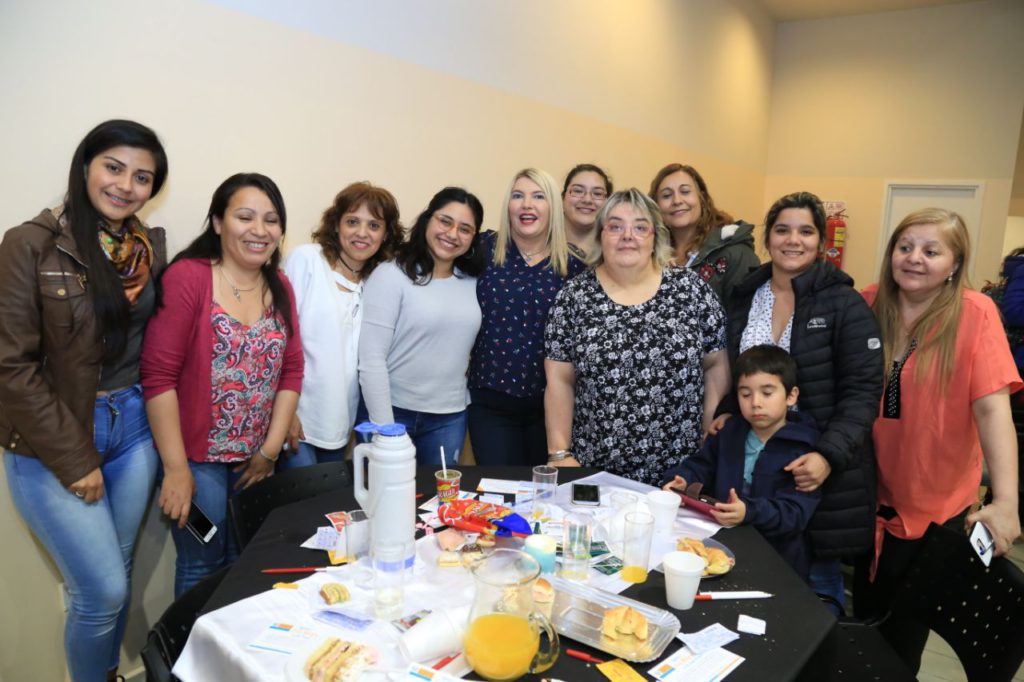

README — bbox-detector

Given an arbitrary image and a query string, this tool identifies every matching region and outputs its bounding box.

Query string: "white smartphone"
[970,521,994,567]
[185,502,218,544]
[571,483,601,506]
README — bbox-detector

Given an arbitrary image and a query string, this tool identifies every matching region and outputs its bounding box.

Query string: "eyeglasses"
[567,186,608,201]
[433,213,475,237]
[605,222,652,237]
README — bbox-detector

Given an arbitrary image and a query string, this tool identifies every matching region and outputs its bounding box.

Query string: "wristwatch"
[547,449,572,462]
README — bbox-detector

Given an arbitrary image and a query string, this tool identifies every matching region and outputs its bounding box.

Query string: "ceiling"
[758,0,982,21]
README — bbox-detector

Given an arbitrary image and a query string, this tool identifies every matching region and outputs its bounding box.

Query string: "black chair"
[828,523,1024,682]
[141,566,230,682]
[228,460,351,550]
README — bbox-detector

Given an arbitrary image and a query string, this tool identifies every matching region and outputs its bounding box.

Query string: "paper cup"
[398,604,471,663]
[646,490,681,531]
[435,469,462,505]
[662,551,707,610]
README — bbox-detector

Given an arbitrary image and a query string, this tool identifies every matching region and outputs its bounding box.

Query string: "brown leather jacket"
[0,209,167,486]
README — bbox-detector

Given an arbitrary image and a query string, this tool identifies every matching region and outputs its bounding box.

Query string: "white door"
[878,181,986,280]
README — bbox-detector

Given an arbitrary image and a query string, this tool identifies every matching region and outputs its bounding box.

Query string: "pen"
[432,653,459,670]
[695,591,773,600]
[260,566,342,574]
[566,648,606,664]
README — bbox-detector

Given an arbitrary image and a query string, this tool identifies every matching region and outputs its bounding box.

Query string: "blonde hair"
[586,188,673,269]
[872,208,971,388]
[493,168,571,277]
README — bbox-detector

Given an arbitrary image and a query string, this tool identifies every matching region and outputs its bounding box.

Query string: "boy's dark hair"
[734,345,797,393]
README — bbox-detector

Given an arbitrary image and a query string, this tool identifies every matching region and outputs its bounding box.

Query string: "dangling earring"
[946,272,955,283]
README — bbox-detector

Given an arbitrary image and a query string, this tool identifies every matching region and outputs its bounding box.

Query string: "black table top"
[203,466,835,681]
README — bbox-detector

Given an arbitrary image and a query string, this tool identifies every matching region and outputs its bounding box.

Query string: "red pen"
[432,652,459,670]
[261,567,340,574]
[566,648,605,664]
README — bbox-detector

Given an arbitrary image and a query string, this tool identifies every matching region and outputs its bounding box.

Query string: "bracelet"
[548,449,571,462]
[257,445,278,462]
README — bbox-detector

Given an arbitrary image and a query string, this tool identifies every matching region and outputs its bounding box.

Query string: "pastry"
[675,538,734,576]
[437,550,462,568]
[601,605,648,641]
[319,583,350,605]
[304,637,374,681]
[533,577,554,618]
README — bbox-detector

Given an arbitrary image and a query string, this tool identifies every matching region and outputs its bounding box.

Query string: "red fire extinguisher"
[825,210,846,268]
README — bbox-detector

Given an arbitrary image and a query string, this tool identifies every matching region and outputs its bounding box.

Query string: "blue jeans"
[4,385,158,681]
[356,401,464,466]
[168,460,243,597]
[276,441,347,471]
[809,557,846,615]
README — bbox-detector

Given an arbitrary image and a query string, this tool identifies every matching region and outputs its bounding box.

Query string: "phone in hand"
[185,502,218,544]
[675,483,721,518]
[970,521,994,566]
[571,483,601,506]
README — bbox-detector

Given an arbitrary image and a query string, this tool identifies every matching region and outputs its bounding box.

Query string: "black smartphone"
[571,483,601,506]
[185,502,218,544]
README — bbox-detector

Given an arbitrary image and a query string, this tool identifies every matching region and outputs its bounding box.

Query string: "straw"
[440,446,448,478]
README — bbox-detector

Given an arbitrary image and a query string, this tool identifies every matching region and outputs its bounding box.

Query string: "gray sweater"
[358,261,481,423]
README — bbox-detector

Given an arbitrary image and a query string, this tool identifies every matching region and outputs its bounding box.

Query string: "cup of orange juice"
[622,511,654,583]
[465,549,559,680]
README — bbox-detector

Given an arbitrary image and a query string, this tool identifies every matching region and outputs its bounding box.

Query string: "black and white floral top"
[544,268,726,485]
[739,280,793,352]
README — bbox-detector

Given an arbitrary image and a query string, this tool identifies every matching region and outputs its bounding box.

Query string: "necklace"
[521,245,549,264]
[220,266,260,303]
[336,254,363,280]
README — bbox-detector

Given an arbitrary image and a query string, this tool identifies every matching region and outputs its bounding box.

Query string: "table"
[201,466,836,681]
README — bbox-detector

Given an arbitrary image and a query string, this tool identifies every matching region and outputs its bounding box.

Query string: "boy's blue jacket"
[661,411,822,579]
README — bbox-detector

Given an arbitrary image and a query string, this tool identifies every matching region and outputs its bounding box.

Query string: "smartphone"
[571,483,601,506]
[970,521,994,566]
[676,489,721,518]
[185,502,218,544]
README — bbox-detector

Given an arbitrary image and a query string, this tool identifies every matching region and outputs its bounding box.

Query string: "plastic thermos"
[352,422,417,566]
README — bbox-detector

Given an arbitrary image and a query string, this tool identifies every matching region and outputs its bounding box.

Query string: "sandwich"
[303,637,374,681]
[319,583,350,605]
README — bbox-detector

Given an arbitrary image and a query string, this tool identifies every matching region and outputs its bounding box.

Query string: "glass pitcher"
[464,549,559,681]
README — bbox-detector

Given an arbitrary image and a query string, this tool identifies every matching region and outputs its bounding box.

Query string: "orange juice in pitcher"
[464,613,539,681]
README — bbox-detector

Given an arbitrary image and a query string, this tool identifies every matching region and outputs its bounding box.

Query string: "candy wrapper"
[438,499,532,537]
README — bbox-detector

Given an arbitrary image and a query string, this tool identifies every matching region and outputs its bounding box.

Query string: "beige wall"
[764,0,1024,287]
[0,1,775,680]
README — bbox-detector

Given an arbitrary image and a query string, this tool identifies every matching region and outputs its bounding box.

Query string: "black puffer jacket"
[725,261,883,558]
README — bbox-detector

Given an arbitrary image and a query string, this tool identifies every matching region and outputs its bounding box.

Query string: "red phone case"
[675,490,720,518]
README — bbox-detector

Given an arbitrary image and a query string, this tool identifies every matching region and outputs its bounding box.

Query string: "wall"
[764,0,1024,287]
[0,1,776,679]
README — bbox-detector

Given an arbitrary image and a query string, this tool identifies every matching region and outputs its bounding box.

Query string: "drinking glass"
[531,465,558,519]
[561,513,592,582]
[621,511,654,584]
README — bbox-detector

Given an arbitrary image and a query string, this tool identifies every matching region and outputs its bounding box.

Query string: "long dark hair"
[172,173,293,333]
[66,119,168,360]
[396,187,485,284]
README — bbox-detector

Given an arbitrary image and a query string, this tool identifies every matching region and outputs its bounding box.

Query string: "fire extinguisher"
[825,210,846,268]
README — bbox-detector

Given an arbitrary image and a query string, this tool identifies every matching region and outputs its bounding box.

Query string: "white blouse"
[739,279,793,353]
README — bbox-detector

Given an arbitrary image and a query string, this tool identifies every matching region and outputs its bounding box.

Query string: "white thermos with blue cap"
[353,422,417,566]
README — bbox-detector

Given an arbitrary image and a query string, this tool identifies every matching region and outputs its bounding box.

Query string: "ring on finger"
[74,491,84,498]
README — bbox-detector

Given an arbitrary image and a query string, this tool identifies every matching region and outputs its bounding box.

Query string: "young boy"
[662,345,821,580]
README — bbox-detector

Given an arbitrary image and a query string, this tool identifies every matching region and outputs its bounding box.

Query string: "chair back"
[894,522,1024,682]
[141,566,230,682]
[228,461,351,549]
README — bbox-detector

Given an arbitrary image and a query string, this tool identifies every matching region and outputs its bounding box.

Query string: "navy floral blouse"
[469,231,585,398]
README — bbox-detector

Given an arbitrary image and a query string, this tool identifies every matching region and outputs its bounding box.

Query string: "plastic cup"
[532,465,558,519]
[610,491,638,511]
[373,542,408,619]
[398,604,471,663]
[663,551,707,609]
[561,513,592,582]
[435,469,462,505]
[621,512,654,583]
[646,490,681,531]
[523,534,557,573]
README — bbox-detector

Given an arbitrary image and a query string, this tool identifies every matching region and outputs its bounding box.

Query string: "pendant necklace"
[220,266,259,303]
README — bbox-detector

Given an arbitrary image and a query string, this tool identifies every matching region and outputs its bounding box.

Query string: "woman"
[0,120,168,682]
[469,168,585,466]
[544,188,730,486]
[142,173,303,597]
[279,182,402,468]
[357,187,484,465]
[649,163,760,306]
[857,208,1021,672]
[562,163,612,260]
[723,191,883,611]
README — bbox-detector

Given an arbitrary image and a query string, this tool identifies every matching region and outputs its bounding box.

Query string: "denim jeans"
[4,385,158,681]
[356,400,464,466]
[276,441,347,471]
[168,460,244,597]
[808,557,846,616]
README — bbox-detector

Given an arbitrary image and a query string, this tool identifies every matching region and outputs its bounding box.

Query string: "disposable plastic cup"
[663,551,707,610]
[561,513,592,582]
[621,512,654,583]
[610,491,638,512]
[435,469,462,505]
[532,465,558,518]
[398,604,471,663]
[373,542,408,619]
[646,490,681,531]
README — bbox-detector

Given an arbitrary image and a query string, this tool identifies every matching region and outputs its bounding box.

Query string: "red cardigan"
[141,258,304,462]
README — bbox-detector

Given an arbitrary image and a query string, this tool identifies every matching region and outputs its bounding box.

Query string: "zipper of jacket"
[55,244,102,394]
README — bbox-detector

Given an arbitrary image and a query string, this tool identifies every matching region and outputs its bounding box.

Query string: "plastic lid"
[353,421,408,437]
